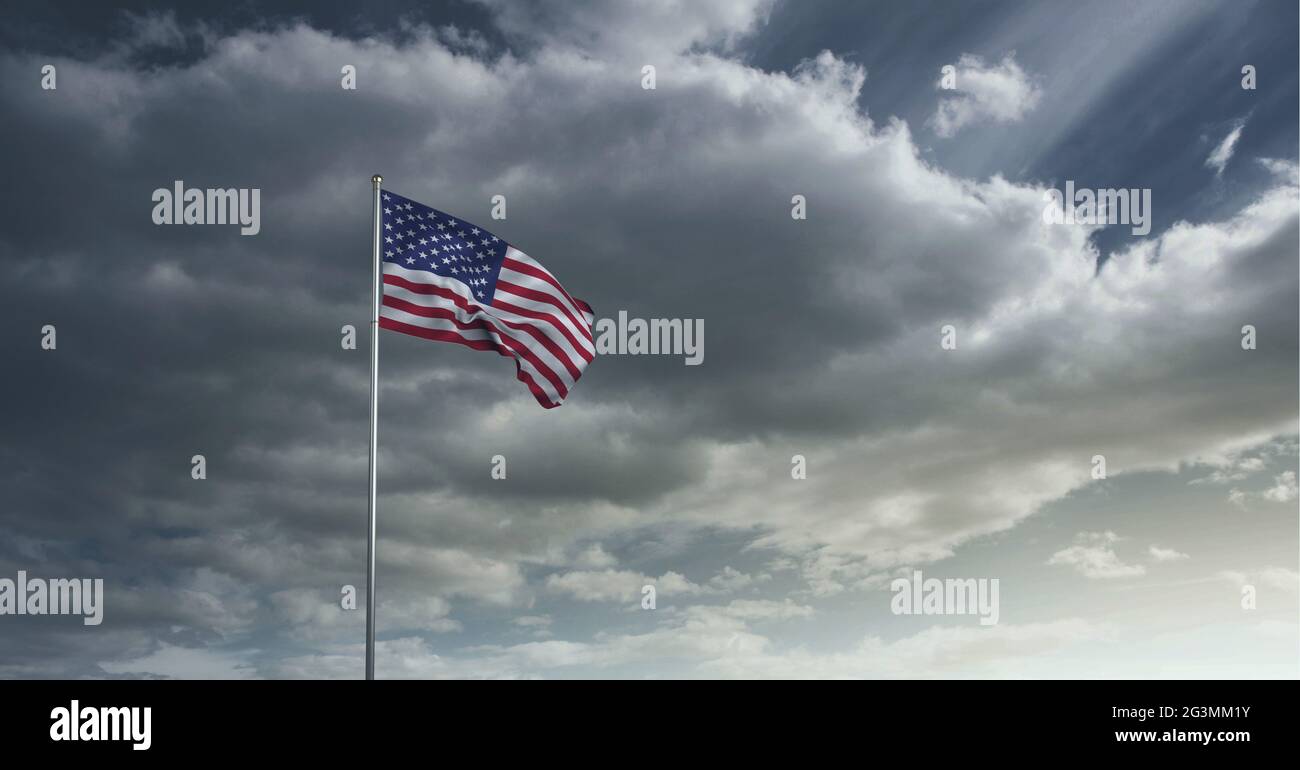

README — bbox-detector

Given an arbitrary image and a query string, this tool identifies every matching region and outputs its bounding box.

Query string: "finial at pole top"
[372,174,383,185]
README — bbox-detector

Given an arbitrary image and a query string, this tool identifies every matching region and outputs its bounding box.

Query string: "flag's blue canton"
[380,191,508,303]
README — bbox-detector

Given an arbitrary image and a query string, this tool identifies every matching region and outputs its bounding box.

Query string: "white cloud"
[545,566,765,602]
[544,569,702,602]
[1048,532,1146,579]
[707,565,767,592]
[930,53,1041,137]
[572,543,618,569]
[1218,567,1300,593]
[1147,545,1189,562]
[1257,157,1299,179]
[1191,454,1266,484]
[1206,121,1245,175]
[476,0,776,58]
[1229,470,1298,507]
[380,541,527,606]
[100,643,257,680]
[268,613,1106,679]
[1262,470,1298,502]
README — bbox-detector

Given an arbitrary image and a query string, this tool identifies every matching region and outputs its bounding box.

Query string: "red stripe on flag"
[488,296,594,363]
[378,317,559,409]
[502,256,593,322]
[385,274,587,375]
[382,296,571,398]
[494,278,593,343]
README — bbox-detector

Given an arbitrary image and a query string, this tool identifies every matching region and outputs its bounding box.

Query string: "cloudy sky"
[1,0,1296,679]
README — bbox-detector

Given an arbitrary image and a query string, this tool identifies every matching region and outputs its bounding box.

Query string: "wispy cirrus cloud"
[1206,119,1247,175]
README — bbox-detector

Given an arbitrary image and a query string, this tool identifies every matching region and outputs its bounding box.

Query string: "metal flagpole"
[366,174,382,680]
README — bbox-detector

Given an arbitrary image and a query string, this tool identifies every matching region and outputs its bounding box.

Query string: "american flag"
[378,191,595,408]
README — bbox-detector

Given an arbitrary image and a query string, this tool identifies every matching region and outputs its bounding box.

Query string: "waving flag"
[377,191,595,408]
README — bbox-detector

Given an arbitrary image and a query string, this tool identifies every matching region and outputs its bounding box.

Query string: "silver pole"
[366,174,382,680]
